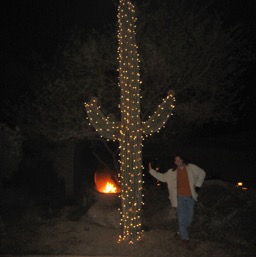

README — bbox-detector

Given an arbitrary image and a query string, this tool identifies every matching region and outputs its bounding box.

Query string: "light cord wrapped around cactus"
[85,0,175,243]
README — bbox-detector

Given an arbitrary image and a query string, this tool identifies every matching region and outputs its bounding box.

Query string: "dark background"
[0,0,255,128]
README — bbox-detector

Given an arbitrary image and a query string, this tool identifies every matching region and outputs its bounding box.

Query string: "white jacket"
[150,164,206,207]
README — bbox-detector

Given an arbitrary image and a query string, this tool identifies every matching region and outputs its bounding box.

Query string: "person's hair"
[172,154,189,171]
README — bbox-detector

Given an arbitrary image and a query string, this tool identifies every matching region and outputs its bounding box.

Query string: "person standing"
[149,155,206,241]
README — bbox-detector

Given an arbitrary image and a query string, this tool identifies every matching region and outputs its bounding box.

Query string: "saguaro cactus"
[85,0,175,242]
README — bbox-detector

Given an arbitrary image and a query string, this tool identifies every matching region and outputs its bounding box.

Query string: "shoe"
[174,232,190,244]
[181,239,192,249]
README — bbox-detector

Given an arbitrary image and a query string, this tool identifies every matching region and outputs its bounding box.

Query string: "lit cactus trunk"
[118,0,143,242]
[85,0,175,243]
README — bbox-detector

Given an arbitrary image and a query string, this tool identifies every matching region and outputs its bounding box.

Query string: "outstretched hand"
[149,162,152,171]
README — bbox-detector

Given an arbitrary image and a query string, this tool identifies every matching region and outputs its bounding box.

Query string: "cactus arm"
[142,91,175,136]
[85,97,119,140]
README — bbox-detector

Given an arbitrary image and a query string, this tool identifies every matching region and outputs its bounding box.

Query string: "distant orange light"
[242,187,248,191]
[237,182,243,187]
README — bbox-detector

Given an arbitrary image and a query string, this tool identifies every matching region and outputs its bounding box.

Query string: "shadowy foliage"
[18,0,251,142]
[192,180,256,246]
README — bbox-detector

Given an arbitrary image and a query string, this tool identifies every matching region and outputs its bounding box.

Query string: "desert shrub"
[191,180,256,246]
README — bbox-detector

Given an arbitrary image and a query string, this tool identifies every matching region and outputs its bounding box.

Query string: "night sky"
[1,0,256,131]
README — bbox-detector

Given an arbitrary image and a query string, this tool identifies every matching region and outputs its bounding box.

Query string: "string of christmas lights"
[85,0,175,243]
[142,90,175,136]
[85,97,119,140]
[117,0,143,243]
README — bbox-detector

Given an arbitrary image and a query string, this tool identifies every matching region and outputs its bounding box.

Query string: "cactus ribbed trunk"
[118,0,143,241]
[85,0,175,243]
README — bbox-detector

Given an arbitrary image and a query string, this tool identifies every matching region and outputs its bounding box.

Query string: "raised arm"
[149,162,168,183]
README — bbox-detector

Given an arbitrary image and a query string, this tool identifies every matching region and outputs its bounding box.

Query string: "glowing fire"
[104,181,118,193]
[94,169,121,194]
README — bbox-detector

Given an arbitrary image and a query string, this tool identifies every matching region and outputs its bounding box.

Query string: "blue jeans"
[177,195,195,240]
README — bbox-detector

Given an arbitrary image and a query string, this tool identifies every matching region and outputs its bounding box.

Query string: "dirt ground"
[0,181,255,257]
[0,211,248,257]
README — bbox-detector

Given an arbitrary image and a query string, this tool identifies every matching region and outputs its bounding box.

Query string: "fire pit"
[94,169,121,194]
[86,169,121,228]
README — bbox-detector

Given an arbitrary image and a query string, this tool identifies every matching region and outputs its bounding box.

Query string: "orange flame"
[97,180,120,193]
[104,181,117,193]
[94,169,121,194]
